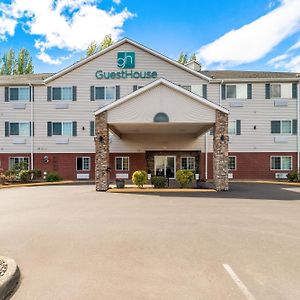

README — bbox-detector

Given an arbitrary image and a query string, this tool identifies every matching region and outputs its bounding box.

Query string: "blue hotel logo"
[117,52,135,69]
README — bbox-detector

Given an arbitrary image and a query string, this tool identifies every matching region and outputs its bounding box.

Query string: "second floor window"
[9,122,30,136]
[270,84,281,98]
[270,120,297,135]
[228,120,241,135]
[9,87,30,101]
[52,87,73,100]
[95,86,116,100]
[52,122,73,136]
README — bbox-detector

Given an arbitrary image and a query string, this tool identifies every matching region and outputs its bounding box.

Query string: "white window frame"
[95,86,116,101]
[228,156,237,171]
[9,86,30,101]
[226,84,237,99]
[228,121,237,135]
[9,121,30,136]
[52,121,73,136]
[270,156,292,171]
[115,156,129,171]
[270,84,281,98]
[271,120,292,135]
[76,156,91,171]
[180,157,195,170]
[9,157,30,170]
[52,86,73,101]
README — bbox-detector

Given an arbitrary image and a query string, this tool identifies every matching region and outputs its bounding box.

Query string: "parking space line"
[223,264,256,300]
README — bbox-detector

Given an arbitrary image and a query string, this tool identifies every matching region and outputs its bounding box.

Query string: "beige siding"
[108,84,216,123]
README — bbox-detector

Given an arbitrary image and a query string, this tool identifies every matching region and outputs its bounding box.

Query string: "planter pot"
[116,179,125,188]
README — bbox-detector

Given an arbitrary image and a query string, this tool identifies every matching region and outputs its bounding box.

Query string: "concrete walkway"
[0,183,300,299]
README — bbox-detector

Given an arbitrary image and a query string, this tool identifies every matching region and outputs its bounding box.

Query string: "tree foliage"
[0,48,34,75]
[177,51,188,64]
[177,52,198,65]
[86,34,114,57]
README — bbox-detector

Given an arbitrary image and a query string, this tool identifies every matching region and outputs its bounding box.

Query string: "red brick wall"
[109,153,146,180]
[0,152,297,180]
[201,152,297,180]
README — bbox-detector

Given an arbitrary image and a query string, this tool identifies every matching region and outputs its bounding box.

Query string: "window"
[226,85,237,98]
[9,157,29,170]
[271,156,292,170]
[9,87,30,101]
[229,121,237,135]
[52,87,72,100]
[76,157,91,171]
[181,157,195,170]
[228,156,236,170]
[181,85,192,91]
[52,122,72,136]
[270,84,281,98]
[115,157,129,171]
[9,122,30,136]
[95,86,116,100]
[271,120,292,134]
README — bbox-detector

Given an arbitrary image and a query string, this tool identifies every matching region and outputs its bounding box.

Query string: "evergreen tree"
[101,34,113,50]
[177,51,188,64]
[86,41,98,57]
[189,53,197,62]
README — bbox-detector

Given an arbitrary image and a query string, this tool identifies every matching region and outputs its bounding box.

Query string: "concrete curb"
[108,188,216,193]
[0,257,20,300]
[230,180,300,186]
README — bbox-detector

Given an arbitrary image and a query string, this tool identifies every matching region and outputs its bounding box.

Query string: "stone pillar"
[95,111,110,191]
[213,110,229,191]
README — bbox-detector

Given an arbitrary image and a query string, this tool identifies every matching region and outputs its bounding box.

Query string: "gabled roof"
[44,38,211,83]
[95,78,229,116]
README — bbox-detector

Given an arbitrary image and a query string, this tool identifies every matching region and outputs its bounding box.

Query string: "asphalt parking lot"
[0,183,300,300]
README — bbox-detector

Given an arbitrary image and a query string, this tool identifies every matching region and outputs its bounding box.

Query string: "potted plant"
[116,179,125,188]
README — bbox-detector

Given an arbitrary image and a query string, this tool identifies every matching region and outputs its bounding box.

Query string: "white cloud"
[0,16,17,40]
[197,0,300,68]
[36,52,64,65]
[113,0,121,4]
[0,0,134,64]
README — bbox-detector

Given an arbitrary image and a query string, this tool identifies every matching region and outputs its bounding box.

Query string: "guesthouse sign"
[95,51,158,80]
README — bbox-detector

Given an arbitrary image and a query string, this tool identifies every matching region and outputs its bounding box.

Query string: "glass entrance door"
[154,156,176,179]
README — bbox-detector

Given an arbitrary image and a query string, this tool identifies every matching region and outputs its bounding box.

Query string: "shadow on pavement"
[127,183,300,201]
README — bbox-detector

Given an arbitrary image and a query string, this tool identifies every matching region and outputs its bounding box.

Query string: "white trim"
[154,155,176,179]
[95,78,229,116]
[94,86,117,101]
[76,156,91,171]
[115,156,129,171]
[8,156,30,170]
[228,156,237,171]
[45,38,211,84]
[270,155,292,171]
[180,156,196,170]
[8,86,30,101]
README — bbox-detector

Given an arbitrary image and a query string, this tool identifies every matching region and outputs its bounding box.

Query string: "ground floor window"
[115,157,129,171]
[9,157,29,170]
[271,156,292,170]
[76,157,91,171]
[181,157,195,170]
[228,156,237,170]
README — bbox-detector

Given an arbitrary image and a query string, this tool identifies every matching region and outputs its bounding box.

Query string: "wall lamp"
[98,135,104,143]
[220,135,225,142]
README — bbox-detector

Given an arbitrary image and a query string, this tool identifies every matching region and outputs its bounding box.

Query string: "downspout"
[205,132,208,180]
[29,83,34,171]
[297,75,300,171]
[220,80,224,106]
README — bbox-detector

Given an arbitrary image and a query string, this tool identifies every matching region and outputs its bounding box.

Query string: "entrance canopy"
[95,78,228,138]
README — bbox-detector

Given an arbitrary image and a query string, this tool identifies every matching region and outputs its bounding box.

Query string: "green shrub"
[46,172,63,182]
[176,169,194,188]
[287,170,300,182]
[19,170,31,183]
[31,169,42,180]
[132,170,148,188]
[0,173,6,184]
[151,176,167,188]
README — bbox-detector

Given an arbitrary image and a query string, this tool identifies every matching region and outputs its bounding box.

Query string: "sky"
[0,0,300,73]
